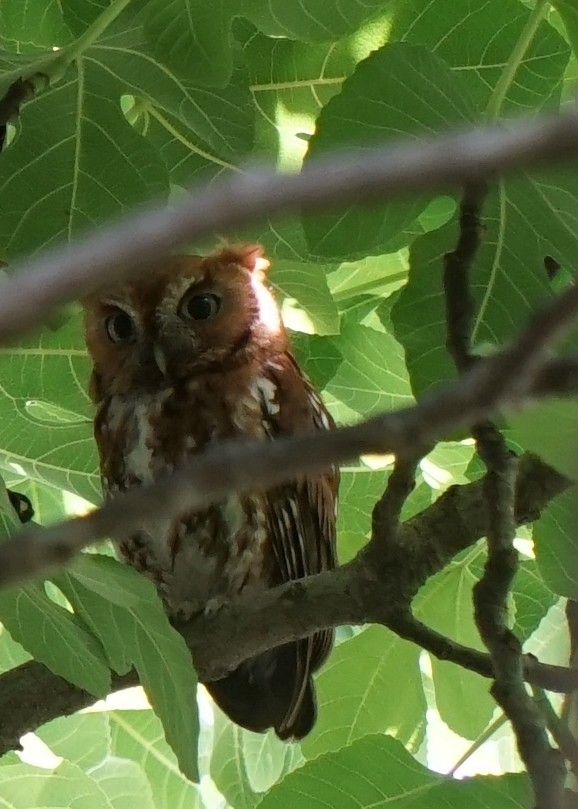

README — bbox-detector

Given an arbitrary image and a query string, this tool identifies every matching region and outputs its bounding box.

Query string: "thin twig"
[533,685,578,779]
[474,428,565,808]
[0,108,578,342]
[443,181,488,371]
[367,457,419,570]
[443,183,565,806]
[387,611,575,693]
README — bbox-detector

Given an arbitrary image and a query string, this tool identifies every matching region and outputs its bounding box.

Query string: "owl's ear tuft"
[212,243,270,274]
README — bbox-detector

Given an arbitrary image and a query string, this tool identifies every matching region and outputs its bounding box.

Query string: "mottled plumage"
[83,243,339,739]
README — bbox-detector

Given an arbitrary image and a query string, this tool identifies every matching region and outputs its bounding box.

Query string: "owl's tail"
[205,638,318,740]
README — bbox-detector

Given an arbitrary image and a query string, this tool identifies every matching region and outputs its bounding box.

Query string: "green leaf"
[302,627,425,758]
[242,0,394,42]
[143,0,237,87]
[88,758,157,809]
[329,251,408,307]
[0,313,100,503]
[507,399,578,479]
[272,259,339,335]
[97,21,254,161]
[0,761,121,808]
[392,171,578,398]
[0,623,30,673]
[290,333,342,392]
[143,0,394,87]
[533,488,578,599]
[423,774,532,808]
[57,560,200,782]
[0,0,72,51]
[422,442,476,488]
[302,43,474,259]
[144,108,235,188]
[553,0,578,58]
[325,325,413,417]
[260,735,442,809]
[414,545,495,738]
[211,709,260,809]
[336,465,435,563]
[512,559,557,642]
[0,582,110,696]
[110,709,203,809]
[63,0,108,37]
[67,554,143,608]
[391,0,569,112]
[37,712,111,771]
[242,727,304,793]
[0,53,168,259]
[242,31,355,172]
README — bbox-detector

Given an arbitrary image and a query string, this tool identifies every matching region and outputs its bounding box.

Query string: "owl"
[83,243,339,740]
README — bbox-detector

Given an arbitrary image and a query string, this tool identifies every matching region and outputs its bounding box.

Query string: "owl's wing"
[257,354,338,737]
[259,353,338,587]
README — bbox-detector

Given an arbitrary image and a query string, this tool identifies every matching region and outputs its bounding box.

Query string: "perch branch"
[0,107,578,342]
[0,452,571,756]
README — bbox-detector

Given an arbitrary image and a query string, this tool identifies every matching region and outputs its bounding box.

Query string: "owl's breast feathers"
[94,351,338,739]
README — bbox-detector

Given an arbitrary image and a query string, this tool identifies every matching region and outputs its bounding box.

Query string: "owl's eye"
[105,309,135,343]
[179,292,221,321]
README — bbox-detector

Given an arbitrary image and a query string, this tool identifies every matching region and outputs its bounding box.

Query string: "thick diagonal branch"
[1,108,578,343]
[3,265,578,592]
[0,452,570,756]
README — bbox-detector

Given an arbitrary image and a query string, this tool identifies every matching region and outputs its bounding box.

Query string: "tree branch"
[0,452,571,756]
[0,108,578,343]
[443,181,488,371]
[3,262,578,592]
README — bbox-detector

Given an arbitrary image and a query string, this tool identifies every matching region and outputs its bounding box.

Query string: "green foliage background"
[0,0,575,806]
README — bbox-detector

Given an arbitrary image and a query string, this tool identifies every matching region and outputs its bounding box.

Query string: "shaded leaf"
[392,171,578,398]
[533,488,578,600]
[0,313,99,502]
[57,559,200,782]
[325,324,413,417]
[0,581,110,696]
[303,43,474,259]
[391,0,568,112]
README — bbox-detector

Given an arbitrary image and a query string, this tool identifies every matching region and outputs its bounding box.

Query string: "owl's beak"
[153,343,168,376]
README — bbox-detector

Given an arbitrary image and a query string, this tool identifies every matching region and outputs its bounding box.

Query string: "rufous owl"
[83,243,339,740]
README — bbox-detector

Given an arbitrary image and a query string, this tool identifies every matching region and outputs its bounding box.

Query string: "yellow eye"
[179,293,221,321]
[105,309,135,343]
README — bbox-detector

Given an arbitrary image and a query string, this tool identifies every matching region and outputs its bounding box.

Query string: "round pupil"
[106,311,134,342]
[185,294,219,320]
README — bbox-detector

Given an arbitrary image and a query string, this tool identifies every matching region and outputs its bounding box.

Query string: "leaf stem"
[332,270,408,303]
[448,712,509,776]
[62,0,135,63]
[486,0,549,121]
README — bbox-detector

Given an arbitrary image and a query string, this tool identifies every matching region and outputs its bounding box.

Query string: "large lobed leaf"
[56,554,200,782]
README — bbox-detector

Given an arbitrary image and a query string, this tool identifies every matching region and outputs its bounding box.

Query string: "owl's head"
[83,243,287,396]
